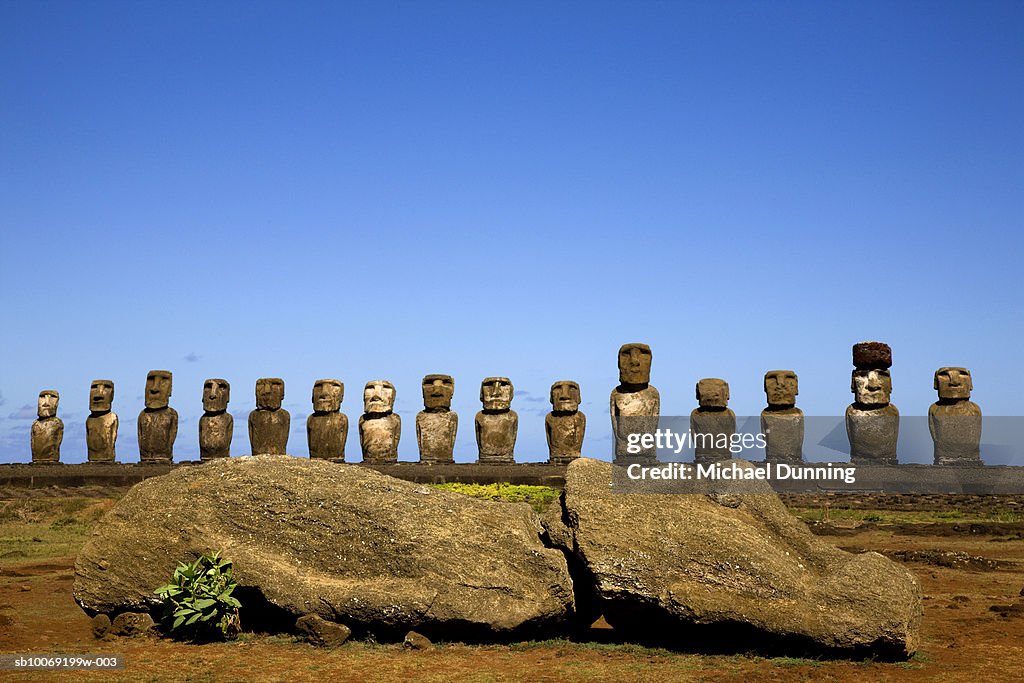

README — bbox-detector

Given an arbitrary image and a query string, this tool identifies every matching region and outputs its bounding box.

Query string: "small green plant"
[154,550,241,641]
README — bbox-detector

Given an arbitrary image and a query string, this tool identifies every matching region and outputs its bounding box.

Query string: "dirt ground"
[3,491,1024,682]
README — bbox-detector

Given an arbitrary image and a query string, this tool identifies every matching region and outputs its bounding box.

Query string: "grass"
[428,483,561,513]
[788,506,1023,524]
[0,496,116,563]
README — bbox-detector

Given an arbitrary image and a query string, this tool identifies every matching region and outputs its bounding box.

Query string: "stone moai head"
[852,369,892,406]
[203,378,230,412]
[37,390,59,418]
[145,370,172,409]
[696,378,730,409]
[851,341,893,406]
[480,377,514,411]
[363,380,396,414]
[934,367,973,401]
[312,379,344,413]
[89,379,114,413]
[550,381,581,413]
[421,374,455,410]
[764,370,798,408]
[618,343,652,385]
[256,378,285,410]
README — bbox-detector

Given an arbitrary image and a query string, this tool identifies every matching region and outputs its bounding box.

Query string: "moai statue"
[846,341,899,465]
[199,378,232,460]
[248,378,289,455]
[416,374,457,464]
[138,370,177,463]
[761,370,804,463]
[610,343,660,462]
[475,377,517,464]
[690,378,736,463]
[546,380,586,465]
[31,390,63,463]
[359,380,401,463]
[86,379,118,463]
[307,379,348,461]
[929,367,982,466]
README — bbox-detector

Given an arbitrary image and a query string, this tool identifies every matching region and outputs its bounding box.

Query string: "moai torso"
[138,408,178,461]
[475,377,517,464]
[416,374,457,464]
[929,367,982,466]
[307,379,348,461]
[691,378,736,464]
[610,343,659,462]
[248,378,289,455]
[86,380,117,463]
[31,390,63,463]
[546,380,586,465]
[760,370,804,463]
[846,342,899,465]
[200,378,232,460]
[359,380,400,463]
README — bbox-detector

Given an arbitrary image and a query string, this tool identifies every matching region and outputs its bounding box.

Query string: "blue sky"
[1,1,1021,463]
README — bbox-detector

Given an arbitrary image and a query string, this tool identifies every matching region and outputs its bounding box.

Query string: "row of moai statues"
[606,341,981,465]
[29,372,587,465]
[28,341,983,466]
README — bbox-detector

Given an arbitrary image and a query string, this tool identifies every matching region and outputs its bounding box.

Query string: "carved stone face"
[618,343,652,385]
[89,380,114,413]
[934,367,972,400]
[145,370,172,409]
[852,369,892,405]
[764,370,798,407]
[255,378,285,410]
[363,380,396,414]
[480,377,513,411]
[313,379,344,413]
[550,381,580,412]
[37,390,59,418]
[422,374,454,410]
[203,378,230,412]
[697,378,730,408]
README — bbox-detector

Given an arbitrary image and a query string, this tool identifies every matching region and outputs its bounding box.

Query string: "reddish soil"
[3,509,1024,681]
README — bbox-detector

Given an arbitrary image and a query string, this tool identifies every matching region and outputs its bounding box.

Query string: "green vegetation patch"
[429,483,560,513]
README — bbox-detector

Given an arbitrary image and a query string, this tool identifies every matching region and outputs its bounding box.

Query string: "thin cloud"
[8,404,36,420]
[184,352,201,363]
[0,390,5,407]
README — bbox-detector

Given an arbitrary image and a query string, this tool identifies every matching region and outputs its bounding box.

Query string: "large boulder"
[547,458,922,658]
[74,455,575,640]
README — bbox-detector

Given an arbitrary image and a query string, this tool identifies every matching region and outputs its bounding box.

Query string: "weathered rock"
[73,455,574,641]
[138,370,177,463]
[546,381,585,465]
[929,367,982,466]
[200,378,232,460]
[296,613,351,647]
[86,380,117,463]
[91,613,111,638]
[610,343,659,462]
[416,374,457,464]
[249,378,289,455]
[403,630,432,649]
[359,380,400,463]
[109,611,155,637]
[761,370,804,464]
[31,390,63,463]
[848,342,899,465]
[307,379,348,461]
[475,377,518,464]
[552,458,922,658]
[691,379,736,463]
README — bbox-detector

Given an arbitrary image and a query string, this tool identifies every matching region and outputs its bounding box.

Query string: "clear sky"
[1,1,1021,464]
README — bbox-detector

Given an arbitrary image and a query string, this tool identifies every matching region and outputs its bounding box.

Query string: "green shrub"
[154,550,241,642]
